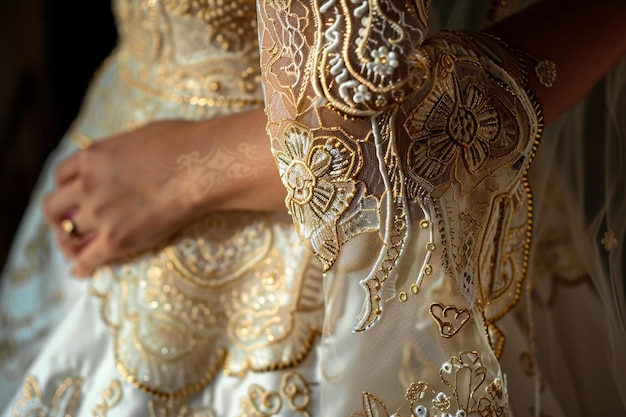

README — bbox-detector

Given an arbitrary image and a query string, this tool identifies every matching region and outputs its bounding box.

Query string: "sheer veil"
[432,0,626,413]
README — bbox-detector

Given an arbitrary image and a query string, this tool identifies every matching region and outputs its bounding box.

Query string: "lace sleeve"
[257,2,549,414]
[258,0,541,331]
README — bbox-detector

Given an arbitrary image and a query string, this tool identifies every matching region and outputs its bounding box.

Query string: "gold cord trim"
[118,65,264,108]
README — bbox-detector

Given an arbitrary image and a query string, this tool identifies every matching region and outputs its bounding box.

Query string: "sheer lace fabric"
[0,0,624,416]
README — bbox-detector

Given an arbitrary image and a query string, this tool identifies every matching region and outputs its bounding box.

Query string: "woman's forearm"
[484,0,626,123]
[177,109,287,214]
[45,109,286,277]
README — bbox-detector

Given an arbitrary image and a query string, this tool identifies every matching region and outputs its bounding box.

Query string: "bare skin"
[43,111,286,277]
[485,0,626,124]
[44,0,626,277]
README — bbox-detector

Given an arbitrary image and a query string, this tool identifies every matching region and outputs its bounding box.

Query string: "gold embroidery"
[12,375,83,417]
[7,222,52,285]
[92,380,123,417]
[357,352,508,417]
[280,372,312,414]
[118,65,264,109]
[260,0,541,336]
[486,321,506,359]
[429,303,471,338]
[535,60,557,88]
[238,371,313,416]
[313,0,429,116]
[163,0,258,52]
[273,123,367,271]
[405,54,521,192]
[240,385,282,417]
[148,400,217,417]
[90,212,324,399]
[601,230,618,252]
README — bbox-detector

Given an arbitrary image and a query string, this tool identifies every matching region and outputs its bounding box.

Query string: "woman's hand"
[43,111,286,277]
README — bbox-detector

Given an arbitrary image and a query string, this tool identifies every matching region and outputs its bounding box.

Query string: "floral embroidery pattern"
[405,55,524,192]
[357,352,507,417]
[368,46,400,77]
[274,124,361,271]
[407,74,504,181]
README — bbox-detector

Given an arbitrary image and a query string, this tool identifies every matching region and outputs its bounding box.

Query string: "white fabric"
[0,0,624,416]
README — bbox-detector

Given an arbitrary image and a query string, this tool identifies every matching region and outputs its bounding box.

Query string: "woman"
[1,0,625,415]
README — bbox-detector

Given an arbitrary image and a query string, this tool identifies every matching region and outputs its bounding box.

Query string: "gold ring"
[61,219,79,237]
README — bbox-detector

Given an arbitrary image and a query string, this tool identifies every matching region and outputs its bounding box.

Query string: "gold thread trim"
[118,65,264,108]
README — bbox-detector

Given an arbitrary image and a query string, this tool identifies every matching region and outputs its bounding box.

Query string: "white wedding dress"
[1,0,624,416]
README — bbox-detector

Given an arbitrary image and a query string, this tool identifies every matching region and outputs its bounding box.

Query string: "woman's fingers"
[43,181,82,223]
[71,235,114,278]
[55,153,81,185]
[51,219,95,260]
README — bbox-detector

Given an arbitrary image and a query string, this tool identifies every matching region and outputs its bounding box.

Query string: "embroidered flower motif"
[441,352,487,412]
[358,352,507,417]
[368,46,399,76]
[406,69,524,196]
[13,375,85,417]
[274,124,359,270]
[408,76,502,178]
[353,84,372,103]
[432,392,452,411]
[601,229,618,252]
[406,382,428,402]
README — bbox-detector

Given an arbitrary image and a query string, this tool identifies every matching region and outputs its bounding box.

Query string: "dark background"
[0,0,116,269]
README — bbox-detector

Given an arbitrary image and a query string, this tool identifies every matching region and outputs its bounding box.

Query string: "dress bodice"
[111,0,263,110]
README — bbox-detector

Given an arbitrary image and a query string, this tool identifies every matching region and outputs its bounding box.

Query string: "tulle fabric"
[431,1,625,414]
[442,0,626,413]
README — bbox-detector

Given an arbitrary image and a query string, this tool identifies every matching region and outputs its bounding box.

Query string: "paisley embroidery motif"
[428,303,471,338]
[314,0,429,116]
